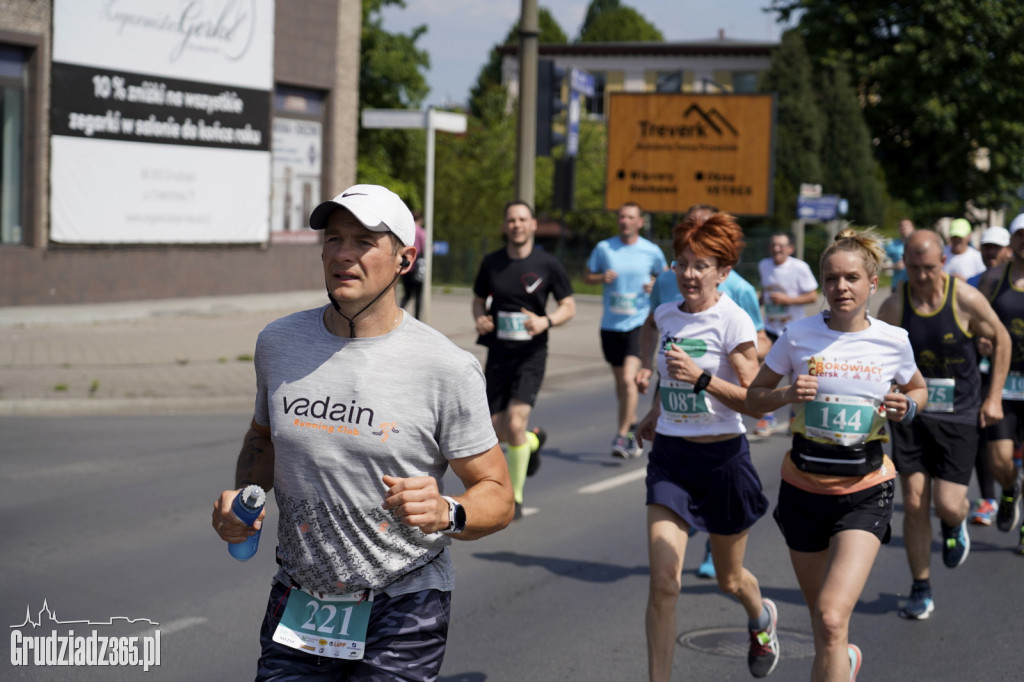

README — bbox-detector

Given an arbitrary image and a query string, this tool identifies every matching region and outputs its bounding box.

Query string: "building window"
[587,72,606,117]
[732,72,760,94]
[271,85,326,243]
[0,45,26,245]
[656,71,683,93]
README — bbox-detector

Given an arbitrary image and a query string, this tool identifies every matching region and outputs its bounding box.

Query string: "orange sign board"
[605,94,775,215]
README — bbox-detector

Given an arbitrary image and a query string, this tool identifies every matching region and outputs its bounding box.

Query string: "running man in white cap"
[212,184,514,680]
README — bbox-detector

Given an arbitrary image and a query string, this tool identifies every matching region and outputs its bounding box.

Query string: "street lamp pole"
[360,108,467,324]
[516,0,539,205]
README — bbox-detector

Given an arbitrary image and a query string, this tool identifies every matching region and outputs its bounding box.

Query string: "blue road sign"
[566,68,595,157]
[797,195,840,221]
[570,69,595,97]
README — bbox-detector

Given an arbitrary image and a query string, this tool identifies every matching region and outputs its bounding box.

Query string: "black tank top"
[988,263,1024,373]
[900,276,980,422]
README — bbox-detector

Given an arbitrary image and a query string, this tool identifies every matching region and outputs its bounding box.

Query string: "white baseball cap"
[1010,213,1024,235]
[980,226,1010,247]
[309,184,415,246]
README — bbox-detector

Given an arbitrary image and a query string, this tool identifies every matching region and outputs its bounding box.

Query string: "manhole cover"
[679,627,816,659]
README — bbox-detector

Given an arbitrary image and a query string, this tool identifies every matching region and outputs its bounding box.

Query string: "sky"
[379,1,793,107]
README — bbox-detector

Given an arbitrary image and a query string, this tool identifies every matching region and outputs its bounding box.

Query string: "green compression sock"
[505,442,530,504]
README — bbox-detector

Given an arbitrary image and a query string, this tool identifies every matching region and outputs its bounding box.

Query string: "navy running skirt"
[646,433,769,535]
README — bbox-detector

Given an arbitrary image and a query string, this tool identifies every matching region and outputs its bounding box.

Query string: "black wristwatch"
[693,370,712,393]
[441,495,466,534]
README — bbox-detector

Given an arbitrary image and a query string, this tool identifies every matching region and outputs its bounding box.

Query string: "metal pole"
[516,0,538,205]
[422,108,435,324]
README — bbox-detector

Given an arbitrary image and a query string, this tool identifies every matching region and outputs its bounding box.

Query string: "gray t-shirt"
[253,306,497,597]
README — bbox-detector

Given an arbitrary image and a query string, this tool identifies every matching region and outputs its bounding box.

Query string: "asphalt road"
[2,375,1022,680]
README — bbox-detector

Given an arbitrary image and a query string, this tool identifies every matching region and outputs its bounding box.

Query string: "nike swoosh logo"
[525,279,543,294]
[341,192,367,197]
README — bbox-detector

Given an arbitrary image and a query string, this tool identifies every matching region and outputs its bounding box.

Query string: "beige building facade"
[0,0,361,306]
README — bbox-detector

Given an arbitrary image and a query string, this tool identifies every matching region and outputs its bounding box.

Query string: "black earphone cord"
[328,260,408,339]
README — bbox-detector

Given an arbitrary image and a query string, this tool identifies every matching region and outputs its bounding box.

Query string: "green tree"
[817,64,885,226]
[357,0,431,206]
[432,115,517,244]
[759,30,825,228]
[579,0,620,39]
[578,2,663,42]
[768,0,1024,213]
[544,119,614,239]
[468,8,568,121]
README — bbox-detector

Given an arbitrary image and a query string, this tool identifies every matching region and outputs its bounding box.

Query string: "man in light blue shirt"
[584,202,668,458]
[885,218,915,292]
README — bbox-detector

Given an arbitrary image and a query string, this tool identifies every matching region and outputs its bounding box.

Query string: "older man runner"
[878,229,1010,619]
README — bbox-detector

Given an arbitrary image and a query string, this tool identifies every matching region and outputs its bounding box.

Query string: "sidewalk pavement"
[1,285,886,418]
[0,288,609,417]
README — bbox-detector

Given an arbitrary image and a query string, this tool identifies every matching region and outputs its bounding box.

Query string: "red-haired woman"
[636,212,778,681]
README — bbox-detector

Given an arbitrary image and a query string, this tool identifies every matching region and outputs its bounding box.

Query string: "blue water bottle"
[228,484,266,561]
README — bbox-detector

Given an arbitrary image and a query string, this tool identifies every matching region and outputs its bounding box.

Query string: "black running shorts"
[600,327,642,366]
[891,415,978,486]
[985,399,1024,445]
[483,344,548,414]
[773,479,894,553]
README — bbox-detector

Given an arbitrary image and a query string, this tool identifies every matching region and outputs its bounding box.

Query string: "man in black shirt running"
[472,201,576,518]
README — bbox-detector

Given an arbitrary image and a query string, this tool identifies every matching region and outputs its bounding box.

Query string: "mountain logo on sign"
[682,104,739,137]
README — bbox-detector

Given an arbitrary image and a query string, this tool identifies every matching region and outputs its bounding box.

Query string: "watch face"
[454,504,467,530]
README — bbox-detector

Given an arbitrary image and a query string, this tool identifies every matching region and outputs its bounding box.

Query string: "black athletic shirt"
[900,275,980,423]
[988,262,1024,373]
[472,247,573,350]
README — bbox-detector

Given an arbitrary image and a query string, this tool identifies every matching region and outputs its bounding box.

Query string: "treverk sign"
[605,94,775,215]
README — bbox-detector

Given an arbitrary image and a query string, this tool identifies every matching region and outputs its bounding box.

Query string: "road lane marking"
[578,467,646,494]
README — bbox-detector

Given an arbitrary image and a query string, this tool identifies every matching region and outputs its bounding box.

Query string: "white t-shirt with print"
[653,294,757,438]
[758,256,818,335]
[764,313,918,446]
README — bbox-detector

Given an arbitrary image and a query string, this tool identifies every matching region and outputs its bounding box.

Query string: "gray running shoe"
[941,519,970,568]
[611,435,631,459]
[625,434,642,458]
[996,476,1022,532]
[747,598,780,677]
[898,584,934,620]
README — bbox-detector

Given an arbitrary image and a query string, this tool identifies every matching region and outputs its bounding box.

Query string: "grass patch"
[236,353,254,362]
[53,384,69,392]
[571,279,604,296]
